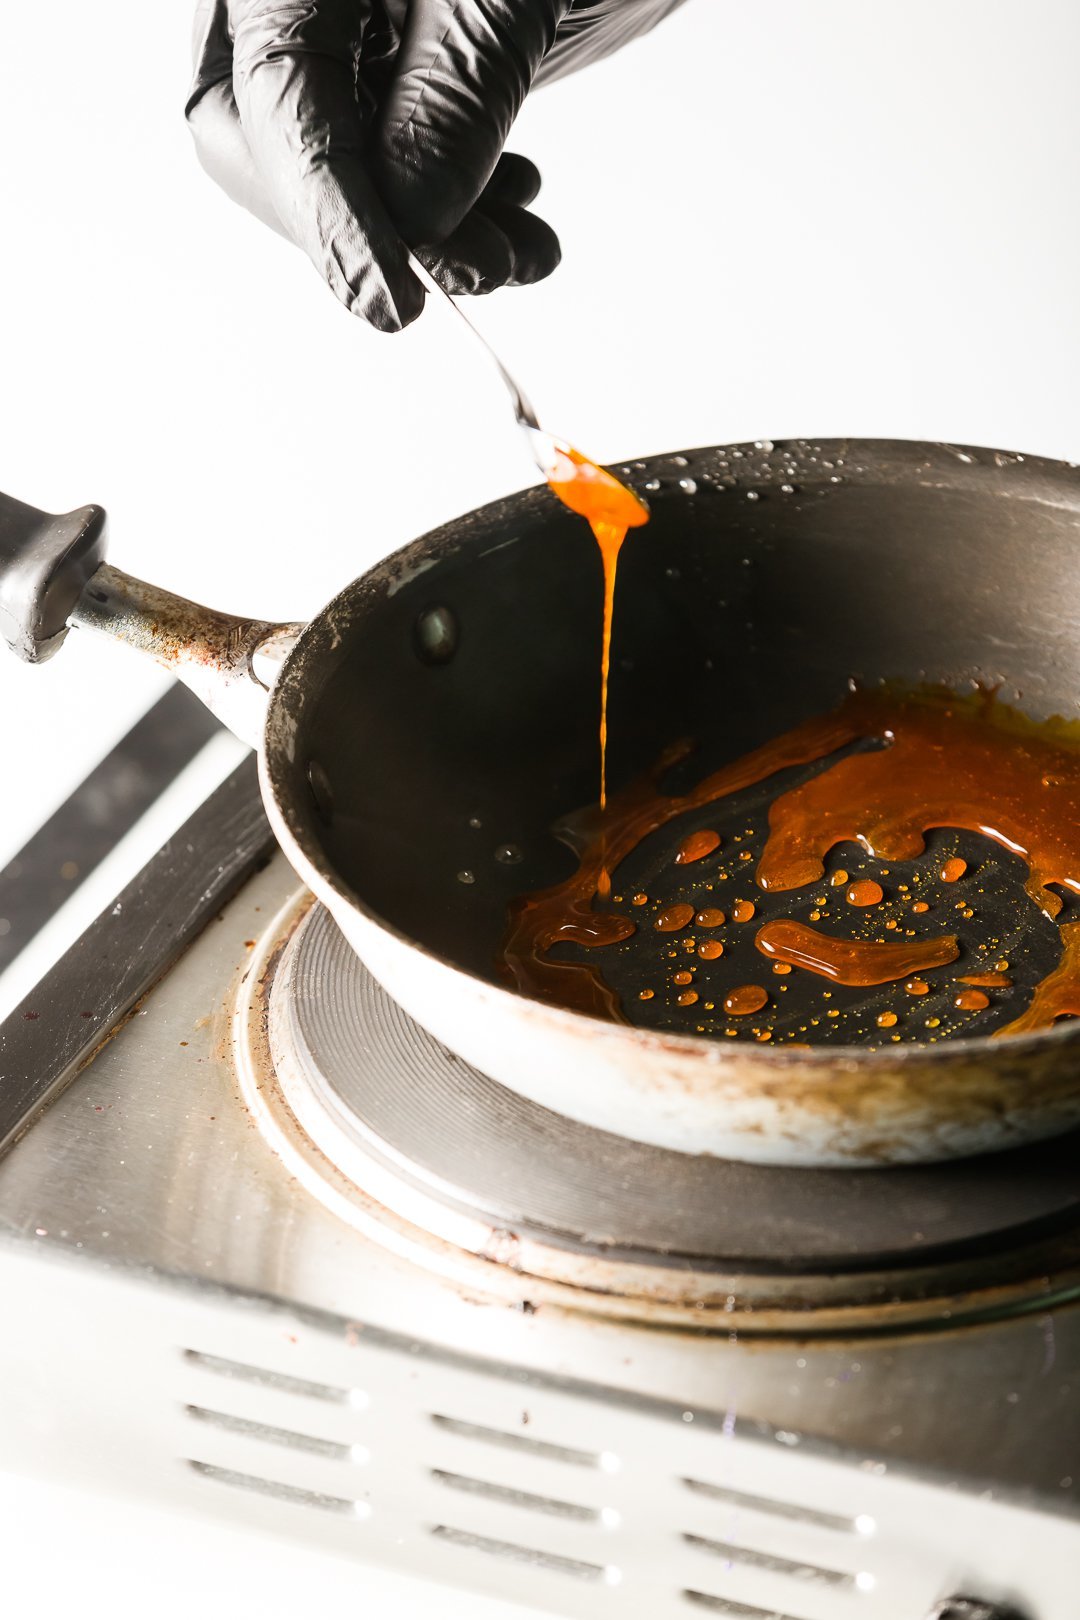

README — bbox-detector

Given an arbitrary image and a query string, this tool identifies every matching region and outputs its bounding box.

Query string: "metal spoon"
[407,253,569,478]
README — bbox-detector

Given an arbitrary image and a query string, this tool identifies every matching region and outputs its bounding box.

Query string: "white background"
[1,1,1079,1615]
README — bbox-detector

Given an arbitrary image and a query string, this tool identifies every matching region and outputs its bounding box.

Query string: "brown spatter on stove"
[755,919,959,985]
[846,878,884,907]
[941,857,968,883]
[655,902,695,933]
[675,828,721,865]
[723,984,769,1017]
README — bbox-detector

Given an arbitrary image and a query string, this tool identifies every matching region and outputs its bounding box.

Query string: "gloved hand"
[186,1,688,331]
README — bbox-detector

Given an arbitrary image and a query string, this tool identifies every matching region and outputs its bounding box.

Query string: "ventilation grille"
[176,1344,892,1618]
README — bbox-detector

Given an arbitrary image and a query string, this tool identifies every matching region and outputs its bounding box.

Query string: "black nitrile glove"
[186,0,689,331]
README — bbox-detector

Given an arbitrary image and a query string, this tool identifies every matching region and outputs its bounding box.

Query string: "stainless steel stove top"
[0,761,1077,1618]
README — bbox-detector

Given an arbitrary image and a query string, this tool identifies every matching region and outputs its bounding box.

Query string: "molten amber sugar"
[754,919,959,985]
[695,908,725,927]
[955,988,990,1010]
[941,857,968,883]
[732,900,757,923]
[958,971,1012,988]
[697,939,724,960]
[501,687,1080,1033]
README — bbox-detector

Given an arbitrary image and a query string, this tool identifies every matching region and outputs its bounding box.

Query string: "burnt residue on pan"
[501,685,1080,1046]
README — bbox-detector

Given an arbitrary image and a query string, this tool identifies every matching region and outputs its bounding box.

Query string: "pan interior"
[290,443,1080,1042]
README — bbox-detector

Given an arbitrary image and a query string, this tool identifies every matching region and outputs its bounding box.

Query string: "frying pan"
[4,438,1080,1168]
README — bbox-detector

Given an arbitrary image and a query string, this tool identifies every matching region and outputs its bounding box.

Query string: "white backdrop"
[1,2,1079,1615]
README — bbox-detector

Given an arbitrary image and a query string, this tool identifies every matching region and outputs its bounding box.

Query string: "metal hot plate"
[241,897,1080,1330]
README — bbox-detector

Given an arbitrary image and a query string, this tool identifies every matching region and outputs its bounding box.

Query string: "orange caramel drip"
[724,984,769,1017]
[846,879,884,907]
[675,828,721,865]
[697,939,724,961]
[732,900,757,923]
[754,919,960,985]
[905,979,931,996]
[941,857,968,882]
[695,908,726,927]
[955,988,990,1010]
[545,445,649,821]
[958,971,1012,987]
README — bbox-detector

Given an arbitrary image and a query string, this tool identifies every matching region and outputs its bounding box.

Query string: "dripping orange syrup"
[544,444,649,896]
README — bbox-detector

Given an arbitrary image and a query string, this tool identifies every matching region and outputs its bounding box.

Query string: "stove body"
[0,763,1077,1620]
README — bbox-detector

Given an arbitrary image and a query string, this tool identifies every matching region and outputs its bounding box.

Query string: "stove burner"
[238,896,1080,1330]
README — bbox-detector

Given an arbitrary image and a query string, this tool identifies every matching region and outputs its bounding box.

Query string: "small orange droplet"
[772,962,792,975]
[912,901,930,913]
[830,869,849,887]
[995,958,1010,971]
[632,893,649,906]
[847,879,884,907]
[906,978,930,996]
[638,989,654,1000]
[675,828,721,865]
[755,1028,773,1041]
[677,990,699,1006]
[723,983,768,1016]
[673,970,694,985]
[697,939,724,960]
[695,908,725,927]
[941,857,968,883]
[732,900,757,923]
[876,1010,898,1027]
[655,903,695,933]
[926,1016,941,1028]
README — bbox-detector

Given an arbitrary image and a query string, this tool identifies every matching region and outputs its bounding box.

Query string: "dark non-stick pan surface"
[304,440,1080,1045]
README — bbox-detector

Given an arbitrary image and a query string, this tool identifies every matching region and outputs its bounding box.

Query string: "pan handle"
[0,489,303,748]
[0,491,107,664]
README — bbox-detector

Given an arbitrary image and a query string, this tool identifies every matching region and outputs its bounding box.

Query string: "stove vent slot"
[682,1594,807,1619]
[683,1532,853,1589]
[430,1413,603,1469]
[430,1525,615,1585]
[182,1348,349,1405]
[187,1459,362,1517]
[185,1403,351,1462]
[431,1468,599,1523]
[682,1475,863,1535]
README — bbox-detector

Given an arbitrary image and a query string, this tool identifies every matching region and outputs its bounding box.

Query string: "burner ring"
[233,891,1080,1333]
